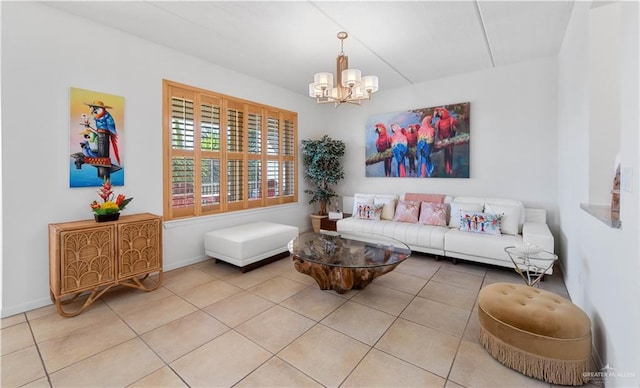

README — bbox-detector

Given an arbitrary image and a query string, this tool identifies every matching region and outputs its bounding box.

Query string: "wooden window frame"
[163,79,298,221]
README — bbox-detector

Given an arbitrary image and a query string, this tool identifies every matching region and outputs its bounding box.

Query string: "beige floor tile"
[128,366,188,387]
[121,295,197,334]
[280,286,346,321]
[419,280,478,310]
[0,345,46,387]
[279,324,370,387]
[225,266,278,289]
[1,322,34,356]
[39,314,136,372]
[441,260,488,277]
[321,301,395,346]
[401,296,470,337]
[28,299,115,343]
[249,276,308,303]
[1,313,26,329]
[142,310,229,362]
[343,348,446,387]
[177,279,242,309]
[484,266,521,282]
[161,268,216,294]
[21,376,51,387]
[280,268,319,286]
[102,286,174,317]
[170,331,271,387]
[448,340,548,387]
[463,308,481,345]
[432,268,485,291]
[444,380,465,388]
[236,356,323,387]
[196,259,244,278]
[49,338,164,387]
[395,256,441,279]
[375,318,459,378]
[204,291,275,327]
[260,256,296,274]
[236,305,315,353]
[372,270,429,295]
[350,284,414,316]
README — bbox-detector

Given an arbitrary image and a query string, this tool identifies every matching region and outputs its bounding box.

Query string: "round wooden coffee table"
[288,232,411,294]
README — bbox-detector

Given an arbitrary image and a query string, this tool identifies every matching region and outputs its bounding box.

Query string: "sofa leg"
[452,258,458,265]
[435,256,441,261]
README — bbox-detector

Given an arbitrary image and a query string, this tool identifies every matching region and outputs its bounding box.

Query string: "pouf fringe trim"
[479,325,590,386]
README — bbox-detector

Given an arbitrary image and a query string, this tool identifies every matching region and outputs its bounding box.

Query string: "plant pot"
[95,213,120,222]
[310,214,327,233]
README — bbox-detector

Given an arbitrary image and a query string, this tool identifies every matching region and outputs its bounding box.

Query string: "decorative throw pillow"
[449,202,484,228]
[354,202,384,220]
[458,211,502,235]
[351,194,375,216]
[419,202,448,226]
[392,200,421,223]
[374,197,397,220]
[484,203,522,235]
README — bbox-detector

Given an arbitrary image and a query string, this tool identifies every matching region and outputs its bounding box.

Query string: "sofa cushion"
[449,198,484,228]
[485,200,524,235]
[459,211,502,235]
[354,202,384,220]
[351,194,375,215]
[404,193,446,203]
[393,200,421,223]
[374,197,397,220]
[445,228,522,259]
[419,202,448,226]
[336,218,447,251]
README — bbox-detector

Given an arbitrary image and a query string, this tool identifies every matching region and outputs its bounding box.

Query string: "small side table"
[504,245,557,287]
[321,214,351,232]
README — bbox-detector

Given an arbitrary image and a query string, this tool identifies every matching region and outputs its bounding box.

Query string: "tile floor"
[1,253,598,387]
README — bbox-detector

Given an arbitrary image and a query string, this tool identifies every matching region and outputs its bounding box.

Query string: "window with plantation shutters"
[163,80,297,220]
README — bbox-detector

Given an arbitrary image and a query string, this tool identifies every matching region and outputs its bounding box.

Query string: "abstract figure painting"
[69,87,125,187]
[365,102,470,178]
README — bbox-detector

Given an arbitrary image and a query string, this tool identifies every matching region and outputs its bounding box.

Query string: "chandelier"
[308,31,379,107]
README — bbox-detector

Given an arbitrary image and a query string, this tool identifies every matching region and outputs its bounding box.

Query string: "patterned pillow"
[374,197,397,220]
[355,202,384,220]
[419,202,448,226]
[459,211,502,235]
[392,200,421,223]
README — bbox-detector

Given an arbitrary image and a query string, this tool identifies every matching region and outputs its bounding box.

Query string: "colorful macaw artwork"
[69,87,125,187]
[365,102,470,178]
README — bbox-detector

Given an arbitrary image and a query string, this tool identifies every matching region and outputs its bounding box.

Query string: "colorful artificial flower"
[91,179,133,215]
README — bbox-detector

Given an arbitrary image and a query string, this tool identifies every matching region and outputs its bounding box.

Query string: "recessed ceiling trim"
[309,1,414,85]
[474,0,496,67]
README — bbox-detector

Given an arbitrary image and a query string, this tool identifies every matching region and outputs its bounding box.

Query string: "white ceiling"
[43,1,575,96]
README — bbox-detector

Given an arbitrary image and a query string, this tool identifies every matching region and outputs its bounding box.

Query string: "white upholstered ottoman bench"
[204,222,299,272]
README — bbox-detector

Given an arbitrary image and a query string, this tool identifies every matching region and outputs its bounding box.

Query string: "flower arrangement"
[90,179,133,215]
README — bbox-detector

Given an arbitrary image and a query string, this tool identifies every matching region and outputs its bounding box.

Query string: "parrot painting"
[416,115,435,177]
[86,100,121,166]
[434,107,457,176]
[374,122,392,177]
[405,124,419,176]
[390,123,408,177]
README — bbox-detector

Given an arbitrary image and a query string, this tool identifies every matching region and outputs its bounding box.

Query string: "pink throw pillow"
[404,193,446,204]
[392,201,421,223]
[419,202,448,226]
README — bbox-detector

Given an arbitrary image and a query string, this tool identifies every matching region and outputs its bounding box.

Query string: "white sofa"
[336,194,555,274]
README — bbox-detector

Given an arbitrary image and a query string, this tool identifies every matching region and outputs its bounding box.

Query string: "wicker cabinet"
[49,213,163,317]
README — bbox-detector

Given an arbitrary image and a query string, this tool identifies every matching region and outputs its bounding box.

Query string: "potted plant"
[301,135,346,232]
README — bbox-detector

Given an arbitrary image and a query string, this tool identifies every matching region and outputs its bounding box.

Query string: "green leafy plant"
[301,135,346,216]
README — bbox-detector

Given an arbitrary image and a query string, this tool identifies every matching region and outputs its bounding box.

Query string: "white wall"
[558,1,640,385]
[322,57,560,231]
[0,2,321,316]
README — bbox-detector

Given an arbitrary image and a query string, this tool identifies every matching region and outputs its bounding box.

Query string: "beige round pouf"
[478,282,592,386]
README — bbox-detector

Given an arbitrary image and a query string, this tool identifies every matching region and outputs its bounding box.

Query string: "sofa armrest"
[522,222,554,252]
